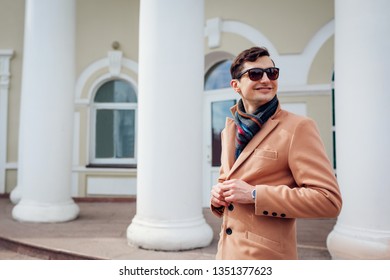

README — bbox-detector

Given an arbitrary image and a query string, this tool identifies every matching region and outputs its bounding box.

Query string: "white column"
[127,0,213,250]
[12,0,79,222]
[327,0,390,259]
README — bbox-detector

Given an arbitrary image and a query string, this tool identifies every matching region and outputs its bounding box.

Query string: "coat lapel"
[225,108,281,178]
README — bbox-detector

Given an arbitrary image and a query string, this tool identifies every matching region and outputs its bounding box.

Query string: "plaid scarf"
[234,96,279,159]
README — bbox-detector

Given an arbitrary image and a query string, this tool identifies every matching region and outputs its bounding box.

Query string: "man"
[210,46,342,260]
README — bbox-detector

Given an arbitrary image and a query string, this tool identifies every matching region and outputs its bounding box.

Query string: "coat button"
[281,213,286,218]
[226,228,232,235]
[228,204,234,211]
[272,212,277,217]
[263,211,269,215]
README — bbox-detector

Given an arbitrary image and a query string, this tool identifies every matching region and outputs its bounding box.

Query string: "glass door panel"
[211,100,236,166]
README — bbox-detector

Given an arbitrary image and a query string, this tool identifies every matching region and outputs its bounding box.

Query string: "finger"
[211,197,228,207]
[212,184,223,192]
[211,188,224,199]
[211,188,226,200]
[222,179,237,185]
[220,184,233,192]
[224,194,234,203]
[222,189,232,197]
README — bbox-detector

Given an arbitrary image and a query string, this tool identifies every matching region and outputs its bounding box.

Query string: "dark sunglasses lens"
[267,68,279,80]
[247,68,279,81]
[248,69,264,81]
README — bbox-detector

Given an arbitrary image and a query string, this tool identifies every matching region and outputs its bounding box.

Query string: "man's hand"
[210,183,229,208]
[220,179,255,204]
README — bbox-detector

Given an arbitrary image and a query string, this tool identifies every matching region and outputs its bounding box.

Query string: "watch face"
[252,189,256,200]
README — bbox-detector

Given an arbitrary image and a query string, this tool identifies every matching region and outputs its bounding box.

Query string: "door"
[202,89,239,206]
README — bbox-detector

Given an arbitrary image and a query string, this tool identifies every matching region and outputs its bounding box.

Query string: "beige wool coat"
[211,105,342,260]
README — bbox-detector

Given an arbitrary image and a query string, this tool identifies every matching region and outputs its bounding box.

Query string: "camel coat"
[212,105,342,260]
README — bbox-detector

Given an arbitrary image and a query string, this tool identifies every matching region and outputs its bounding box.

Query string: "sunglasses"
[236,67,280,81]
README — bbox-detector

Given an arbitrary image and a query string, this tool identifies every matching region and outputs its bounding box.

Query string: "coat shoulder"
[277,109,309,122]
[275,109,314,130]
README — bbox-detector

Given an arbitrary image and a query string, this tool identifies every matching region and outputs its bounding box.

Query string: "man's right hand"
[210,183,229,208]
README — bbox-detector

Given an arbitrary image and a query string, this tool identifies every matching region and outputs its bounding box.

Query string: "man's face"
[230,56,278,114]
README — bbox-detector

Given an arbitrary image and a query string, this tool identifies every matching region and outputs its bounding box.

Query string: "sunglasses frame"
[236,67,280,81]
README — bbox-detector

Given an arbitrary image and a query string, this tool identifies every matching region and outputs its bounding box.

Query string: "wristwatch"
[251,188,256,200]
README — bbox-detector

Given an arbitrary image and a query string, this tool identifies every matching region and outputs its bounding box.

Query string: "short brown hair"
[230,46,273,79]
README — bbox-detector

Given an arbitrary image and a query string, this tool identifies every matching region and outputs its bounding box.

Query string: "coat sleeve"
[254,118,342,218]
[210,128,229,218]
[210,165,227,218]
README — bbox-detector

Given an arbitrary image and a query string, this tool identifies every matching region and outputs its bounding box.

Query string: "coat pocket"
[253,148,278,159]
[250,148,280,174]
[245,231,282,252]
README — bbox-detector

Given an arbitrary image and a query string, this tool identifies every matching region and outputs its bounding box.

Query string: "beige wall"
[75,0,140,197]
[1,0,24,164]
[1,0,25,191]
[205,0,334,54]
[76,0,139,76]
[309,37,334,84]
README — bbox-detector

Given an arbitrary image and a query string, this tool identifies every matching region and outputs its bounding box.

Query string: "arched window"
[90,79,137,166]
[204,60,232,90]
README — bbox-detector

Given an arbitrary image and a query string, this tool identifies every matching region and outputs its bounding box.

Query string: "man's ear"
[230,79,240,93]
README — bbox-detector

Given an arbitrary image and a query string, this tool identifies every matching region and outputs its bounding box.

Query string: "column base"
[10,186,22,204]
[12,199,79,223]
[127,214,213,251]
[327,223,390,259]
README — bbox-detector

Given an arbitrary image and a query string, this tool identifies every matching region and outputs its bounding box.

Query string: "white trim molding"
[0,49,14,193]
[87,176,137,196]
[75,50,138,103]
[278,83,332,96]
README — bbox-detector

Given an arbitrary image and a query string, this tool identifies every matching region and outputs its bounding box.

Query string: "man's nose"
[260,72,270,82]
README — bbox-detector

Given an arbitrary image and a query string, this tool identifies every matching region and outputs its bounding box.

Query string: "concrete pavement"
[0,198,336,260]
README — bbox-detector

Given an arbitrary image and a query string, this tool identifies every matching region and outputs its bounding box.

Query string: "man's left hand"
[220,179,255,204]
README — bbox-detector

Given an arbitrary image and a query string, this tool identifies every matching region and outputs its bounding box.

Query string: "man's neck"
[241,100,263,115]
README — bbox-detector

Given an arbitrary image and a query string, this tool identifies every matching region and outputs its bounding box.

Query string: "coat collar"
[224,104,281,178]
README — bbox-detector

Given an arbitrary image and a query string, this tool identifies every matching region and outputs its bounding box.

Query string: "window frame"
[204,59,233,91]
[89,80,138,167]
[204,51,235,91]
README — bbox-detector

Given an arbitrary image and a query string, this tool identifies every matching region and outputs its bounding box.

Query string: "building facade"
[1,0,390,258]
[1,0,335,203]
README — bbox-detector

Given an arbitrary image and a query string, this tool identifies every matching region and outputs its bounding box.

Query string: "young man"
[210,46,342,260]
